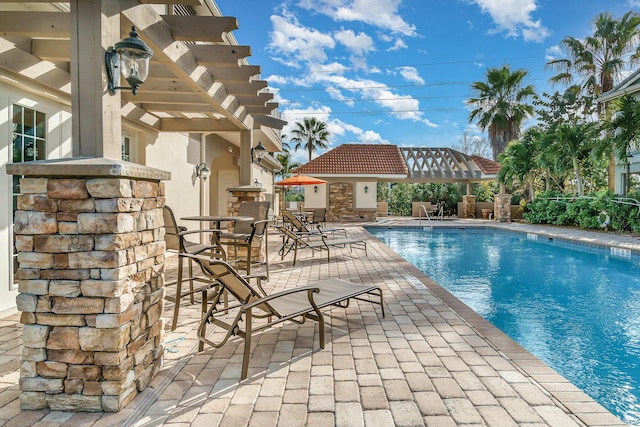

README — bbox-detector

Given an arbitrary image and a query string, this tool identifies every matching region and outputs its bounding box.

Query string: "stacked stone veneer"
[226,186,266,264]
[462,195,476,218]
[494,193,512,222]
[14,177,166,412]
[327,182,376,222]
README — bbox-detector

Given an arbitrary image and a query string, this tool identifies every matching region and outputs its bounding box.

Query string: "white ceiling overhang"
[0,0,283,149]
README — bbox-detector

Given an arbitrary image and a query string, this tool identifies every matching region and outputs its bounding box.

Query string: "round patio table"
[181,215,253,260]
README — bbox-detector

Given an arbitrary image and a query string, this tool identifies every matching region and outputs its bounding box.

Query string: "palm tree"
[606,94,640,195]
[547,12,640,190]
[290,117,330,162]
[497,128,541,201]
[467,66,536,160]
[275,151,301,181]
[540,122,598,196]
[547,11,640,98]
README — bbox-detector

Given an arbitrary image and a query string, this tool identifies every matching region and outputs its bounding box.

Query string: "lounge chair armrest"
[242,286,320,310]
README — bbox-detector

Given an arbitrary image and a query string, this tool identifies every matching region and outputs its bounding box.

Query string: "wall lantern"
[195,163,211,181]
[314,185,318,193]
[251,141,266,163]
[364,185,369,193]
[106,26,153,95]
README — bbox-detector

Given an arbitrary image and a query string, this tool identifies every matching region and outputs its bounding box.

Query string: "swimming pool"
[367,226,640,425]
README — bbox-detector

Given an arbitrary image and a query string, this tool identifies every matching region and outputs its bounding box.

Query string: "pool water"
[367,227,640,425]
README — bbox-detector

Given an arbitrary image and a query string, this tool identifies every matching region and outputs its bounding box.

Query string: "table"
[181,215,253,260]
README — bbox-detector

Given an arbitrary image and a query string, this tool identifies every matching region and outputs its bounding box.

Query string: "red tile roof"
[293,144,408,175]
[471,155,501,175]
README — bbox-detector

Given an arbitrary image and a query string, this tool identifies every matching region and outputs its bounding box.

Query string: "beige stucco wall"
[355,181,377,209]
[145,132,204,228]
[0,80,73,314]
[304,184,327,209]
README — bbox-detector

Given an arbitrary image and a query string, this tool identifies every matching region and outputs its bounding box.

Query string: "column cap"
[6,157,171,181]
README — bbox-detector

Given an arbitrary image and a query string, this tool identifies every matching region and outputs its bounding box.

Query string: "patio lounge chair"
[282,209,346,237]
[185,254,384,379]
[278,226,367,265]
[163,206,223,330]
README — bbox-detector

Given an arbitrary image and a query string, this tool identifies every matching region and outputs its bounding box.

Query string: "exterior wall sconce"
[364,185,369,193]
[106,26,153,95]
[314,185,318,193]
[195,163,210,181]
[251,141,266,163]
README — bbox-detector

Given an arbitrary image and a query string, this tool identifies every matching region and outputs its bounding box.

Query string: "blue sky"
[216,0,640,162]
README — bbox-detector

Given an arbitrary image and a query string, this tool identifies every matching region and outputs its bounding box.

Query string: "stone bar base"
[462,195,476,218]
[226,185,266,263]
[7,158,170,412]
[494,193,512,222]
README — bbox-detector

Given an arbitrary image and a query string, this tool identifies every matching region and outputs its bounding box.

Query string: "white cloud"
[386,38,408,51]
[545,45,562,62]
[628,0,640,7]
[334,29,375,56]
[298,0,416,36]
[269,14,335,63]
[266,74,288,85]
[398,66,424,85]
[472,0,550,42]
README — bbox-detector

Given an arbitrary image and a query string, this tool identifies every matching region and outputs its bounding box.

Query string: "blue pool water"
[367,227,640,425]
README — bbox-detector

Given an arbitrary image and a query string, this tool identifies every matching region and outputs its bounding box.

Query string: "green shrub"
[524,190,640,232]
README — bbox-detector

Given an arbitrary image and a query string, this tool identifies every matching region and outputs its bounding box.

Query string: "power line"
[273,55,547,76]
[285,107,465,115]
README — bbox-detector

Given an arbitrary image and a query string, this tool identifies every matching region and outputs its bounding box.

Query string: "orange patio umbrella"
[274,175,327,186]
[275,175,327,212]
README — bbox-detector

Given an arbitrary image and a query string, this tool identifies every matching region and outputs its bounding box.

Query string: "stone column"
[7,158,170,412]
[462,195,476,218]
[494,193,512,222]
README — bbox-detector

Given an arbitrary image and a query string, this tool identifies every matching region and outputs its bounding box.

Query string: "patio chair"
[282,209,345,237]
[185,254,384,379]
[163,206,223,330]
[278,226,367,265]
[309,208,326,228]
[219,201,271,276]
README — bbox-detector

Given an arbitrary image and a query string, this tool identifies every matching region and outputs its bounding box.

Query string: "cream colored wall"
[145,132,203,229]
[208,135,239,215]
[355,181,377,209]
[0,81,72,315]
[304,184,327,209]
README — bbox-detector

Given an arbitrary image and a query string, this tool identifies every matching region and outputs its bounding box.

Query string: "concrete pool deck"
[0,219,633,426]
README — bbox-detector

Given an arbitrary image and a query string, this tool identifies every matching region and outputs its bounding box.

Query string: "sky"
[215,0,640,162]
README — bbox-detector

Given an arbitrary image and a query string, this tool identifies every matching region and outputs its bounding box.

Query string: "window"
[12,104,47,289]
[122,135,131,161]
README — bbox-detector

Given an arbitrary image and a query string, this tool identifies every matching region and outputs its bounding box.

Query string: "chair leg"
[172,256,185,331]
[188,258,195,304]
[246,242,252,275]
[241,308,252,380]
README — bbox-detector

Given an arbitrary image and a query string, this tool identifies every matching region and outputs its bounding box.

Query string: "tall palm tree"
[467,66,536,160]
[606,94,640,195]
[290,117,330,162]
[547,11,640,190]
[547,11,640,98]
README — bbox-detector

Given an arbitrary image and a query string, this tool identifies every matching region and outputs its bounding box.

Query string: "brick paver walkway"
[0,220,630,426]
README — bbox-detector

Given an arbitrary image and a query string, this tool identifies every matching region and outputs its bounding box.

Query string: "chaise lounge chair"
[278,226,367,265]
[185,254,384,379]
[282,209,346,237]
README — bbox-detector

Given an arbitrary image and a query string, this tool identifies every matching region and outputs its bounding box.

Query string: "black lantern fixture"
[106,26,153,95]
[364,185,369,193]
[195,163,211,181]
[251,141,266,163]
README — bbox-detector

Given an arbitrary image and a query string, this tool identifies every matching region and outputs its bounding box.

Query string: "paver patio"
[0,219,631,426]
